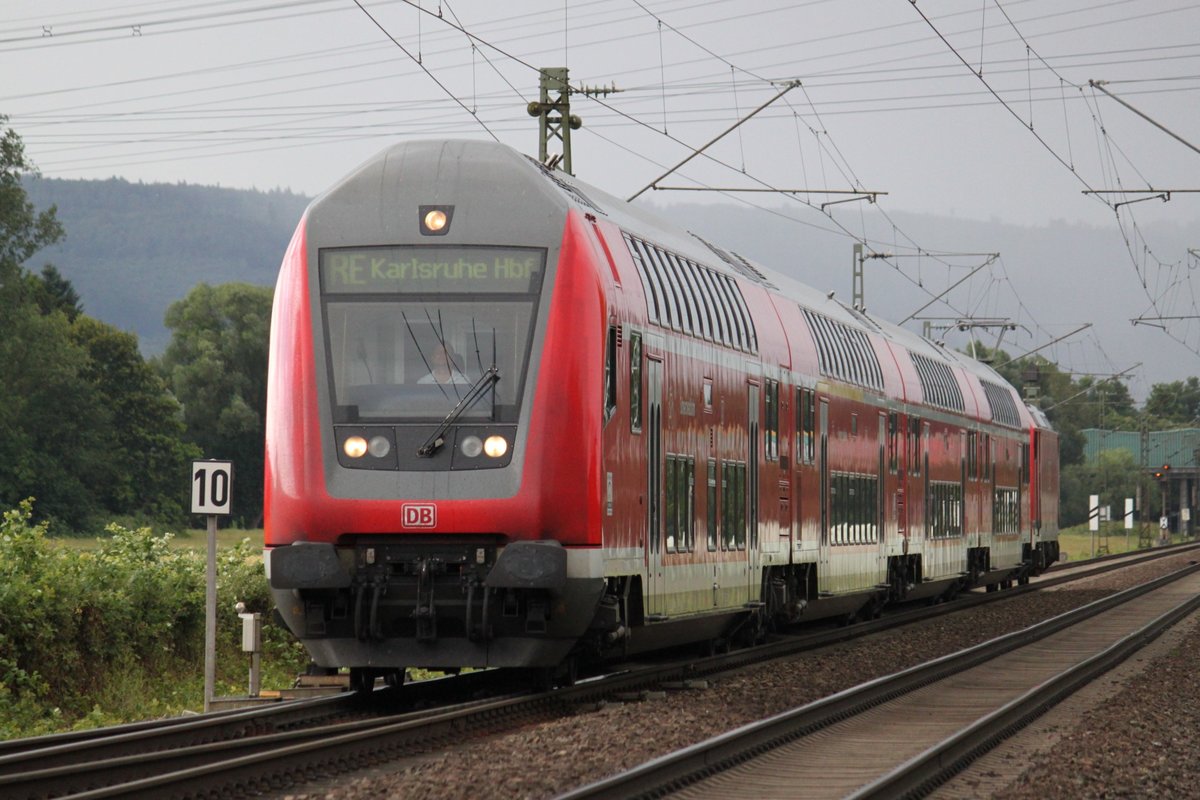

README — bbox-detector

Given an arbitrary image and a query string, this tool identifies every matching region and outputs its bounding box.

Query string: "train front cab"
[265,146,618,680]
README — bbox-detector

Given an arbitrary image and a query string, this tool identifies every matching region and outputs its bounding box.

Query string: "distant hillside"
[21,177,310,353]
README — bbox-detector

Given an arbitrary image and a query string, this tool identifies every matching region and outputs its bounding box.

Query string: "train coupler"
[352,580,387,641]
[413,557,438,642]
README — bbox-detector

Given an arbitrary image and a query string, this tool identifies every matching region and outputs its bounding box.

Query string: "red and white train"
[264,140,1059,686]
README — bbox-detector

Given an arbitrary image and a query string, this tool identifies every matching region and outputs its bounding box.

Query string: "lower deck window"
[994,487,1020,534]
[928,481,963,539]
[666,454,695,552]
[721,461,747,550]
[829,472,879,546]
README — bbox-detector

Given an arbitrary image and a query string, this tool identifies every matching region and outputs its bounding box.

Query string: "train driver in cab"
[419,343,470,385]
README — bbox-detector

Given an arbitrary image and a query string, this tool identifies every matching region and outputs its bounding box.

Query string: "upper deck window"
[621,233,757,354]
[910,352,965,413]
[981,379,1021,428]
[801,308,884,392]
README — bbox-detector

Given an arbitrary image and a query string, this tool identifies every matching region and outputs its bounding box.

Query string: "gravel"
[988,600,1200,799]
[280,551,1200,800]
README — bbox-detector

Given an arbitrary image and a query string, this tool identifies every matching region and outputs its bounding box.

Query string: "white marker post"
[1088,494,1100,558]
[1125,497,1135,551]
[192,460,233,712]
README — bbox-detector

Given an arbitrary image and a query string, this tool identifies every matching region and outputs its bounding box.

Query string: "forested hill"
[21,176,310,353]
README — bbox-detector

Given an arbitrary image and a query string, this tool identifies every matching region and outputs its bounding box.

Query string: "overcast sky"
[3,0,1198,396]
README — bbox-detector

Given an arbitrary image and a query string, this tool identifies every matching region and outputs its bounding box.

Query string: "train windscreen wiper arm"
[417,366,500,457]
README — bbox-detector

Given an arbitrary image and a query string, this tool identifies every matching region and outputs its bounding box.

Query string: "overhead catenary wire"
[908,0,1200,364]
[610,2,1013,326]
[349,0,497,141]
[5,0,1194,379]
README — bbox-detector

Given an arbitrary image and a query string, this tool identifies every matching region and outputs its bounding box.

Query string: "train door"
[763,377,785,551]
[878,413,888,565]
[921,422,931,542]
[795,387,815,550]
[1030,429,1042,538]
[645,356,664,619]
[747,381,761,596]
[893,412,906,546]
[984,434,994,540]
[818,398,831,579]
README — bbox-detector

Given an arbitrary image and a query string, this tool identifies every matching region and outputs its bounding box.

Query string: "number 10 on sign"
[192,460,233,516]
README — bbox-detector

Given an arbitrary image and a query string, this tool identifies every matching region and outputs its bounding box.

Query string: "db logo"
[402,504,437,528]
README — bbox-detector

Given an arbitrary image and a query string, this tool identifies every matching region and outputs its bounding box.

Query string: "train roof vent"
[910,351,965,412]
[982,379,1022,428]
[728,250,777,289]
[801,307,884,392]
[839,301,882,333]
[690,233,775,288]
[525,157,605,214]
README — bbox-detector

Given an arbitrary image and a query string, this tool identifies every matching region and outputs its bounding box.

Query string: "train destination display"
[321,246,544,294]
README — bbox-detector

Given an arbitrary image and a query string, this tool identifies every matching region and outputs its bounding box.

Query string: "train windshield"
[319,245,546,423]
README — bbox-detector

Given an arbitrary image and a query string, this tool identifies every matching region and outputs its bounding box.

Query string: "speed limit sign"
[191,460,233,516]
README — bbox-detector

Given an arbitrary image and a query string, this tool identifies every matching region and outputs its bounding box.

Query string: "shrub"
[0,500,307,738]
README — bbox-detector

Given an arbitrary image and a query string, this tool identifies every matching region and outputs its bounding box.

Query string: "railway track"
[559,559,1200,799]
[2,544,1194,800]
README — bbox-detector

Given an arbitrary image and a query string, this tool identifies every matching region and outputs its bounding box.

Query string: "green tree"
[71,317,200,523]
[28,264,82,320]
[1144,377,1200,426]
[0,120,197,530]
[158,282,273,525]
[0,117,63,285]
[0,121,102,528]
[0,303,108,528]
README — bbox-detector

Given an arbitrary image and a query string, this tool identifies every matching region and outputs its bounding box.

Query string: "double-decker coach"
[264,140,1058,687]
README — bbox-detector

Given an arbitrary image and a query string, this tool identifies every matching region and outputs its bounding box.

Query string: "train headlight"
[484,435,508,458]
[367,435,391,458]
[343,436,368,458]
[460,435,483,458]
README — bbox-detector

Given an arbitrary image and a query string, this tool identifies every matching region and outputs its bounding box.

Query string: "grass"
[1057,522,1190,561]
[49,526,262,552]
[170,527,263,551]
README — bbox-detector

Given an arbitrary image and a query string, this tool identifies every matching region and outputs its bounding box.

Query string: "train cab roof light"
[420,205,454,236]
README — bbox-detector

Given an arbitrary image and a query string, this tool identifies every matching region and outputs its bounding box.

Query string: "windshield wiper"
[417,366,501,457]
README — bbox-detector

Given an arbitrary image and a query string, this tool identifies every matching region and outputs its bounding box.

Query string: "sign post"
[192,460,233,712]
